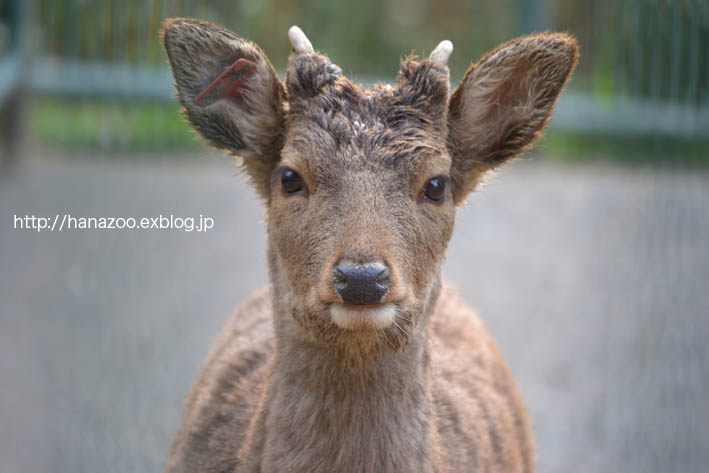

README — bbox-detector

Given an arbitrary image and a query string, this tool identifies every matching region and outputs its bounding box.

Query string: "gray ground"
[1,149,708,473]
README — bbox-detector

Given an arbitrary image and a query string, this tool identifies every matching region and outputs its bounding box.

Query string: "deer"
[161,18,577,473]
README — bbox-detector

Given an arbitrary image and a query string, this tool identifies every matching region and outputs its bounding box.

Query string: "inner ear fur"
[447,33,578,201]
[161,18,286,198]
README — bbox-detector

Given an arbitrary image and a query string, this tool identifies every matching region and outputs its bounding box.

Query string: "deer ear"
[447,33,578,202]
[161,19,286,198]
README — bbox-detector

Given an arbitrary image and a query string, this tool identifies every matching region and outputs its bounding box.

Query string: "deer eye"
[422,177,446,203]
[281,167,305,195]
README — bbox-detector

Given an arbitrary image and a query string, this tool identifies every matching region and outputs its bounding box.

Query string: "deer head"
[162,19,577,367]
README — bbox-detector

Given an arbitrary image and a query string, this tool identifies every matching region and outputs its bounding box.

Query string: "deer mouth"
[329,302,397,330]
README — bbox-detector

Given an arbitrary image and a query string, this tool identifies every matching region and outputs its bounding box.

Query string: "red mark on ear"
[194,58,256,106]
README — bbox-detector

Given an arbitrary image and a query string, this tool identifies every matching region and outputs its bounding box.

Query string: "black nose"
[333,262,390,305]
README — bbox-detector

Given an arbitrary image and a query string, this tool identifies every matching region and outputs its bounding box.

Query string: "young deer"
[162,19,577,473]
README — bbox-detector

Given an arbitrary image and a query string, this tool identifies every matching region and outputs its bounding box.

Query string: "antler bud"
[430,40,453,66]
[288,26,314,54]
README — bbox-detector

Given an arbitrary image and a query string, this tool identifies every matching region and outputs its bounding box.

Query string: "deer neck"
[252,281,442,473]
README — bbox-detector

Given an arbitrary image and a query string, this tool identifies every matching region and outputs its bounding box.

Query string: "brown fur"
[162,18,577,473]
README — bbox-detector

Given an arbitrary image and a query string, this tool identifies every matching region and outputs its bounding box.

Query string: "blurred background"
[0,0,707,472]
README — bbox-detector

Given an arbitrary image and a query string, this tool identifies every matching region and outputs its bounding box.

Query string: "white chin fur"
[330,303,397,330]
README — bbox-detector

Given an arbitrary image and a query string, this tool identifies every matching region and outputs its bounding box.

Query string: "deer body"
[162,19,577,473]
[167,286,530,473]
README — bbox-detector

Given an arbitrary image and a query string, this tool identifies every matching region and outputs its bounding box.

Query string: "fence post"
[1,0,33,173]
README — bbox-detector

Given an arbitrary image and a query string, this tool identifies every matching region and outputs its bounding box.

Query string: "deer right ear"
[161,19,286,198]
[447,33,578,203]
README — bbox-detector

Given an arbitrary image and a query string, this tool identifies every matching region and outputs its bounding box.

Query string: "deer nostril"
[332,262,390,305]
[333,267,348,291]
[375,267,391,286]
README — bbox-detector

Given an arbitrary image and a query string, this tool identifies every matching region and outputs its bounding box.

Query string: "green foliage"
[30,0,709,161]
[36,0,519,83]
[31,97,202,152]
[540,129,709,168]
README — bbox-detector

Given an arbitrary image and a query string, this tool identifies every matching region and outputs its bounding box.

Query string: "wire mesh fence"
[16,0,708,148]
[548,0,709,136]
[1,2,708,473]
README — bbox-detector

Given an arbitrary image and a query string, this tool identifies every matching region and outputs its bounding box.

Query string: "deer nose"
[332,262,390,305]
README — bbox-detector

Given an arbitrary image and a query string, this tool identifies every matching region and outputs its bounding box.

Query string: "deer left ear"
[161,19,286,199]
[447,33,578,202]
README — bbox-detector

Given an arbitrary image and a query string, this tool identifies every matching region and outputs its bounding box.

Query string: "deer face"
[162,20,577,359]
[268,48,457,343]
